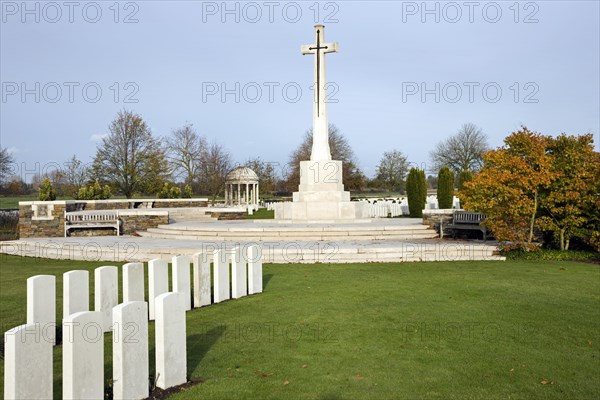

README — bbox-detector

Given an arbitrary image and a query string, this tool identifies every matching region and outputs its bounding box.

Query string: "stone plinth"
[275,160,369,221]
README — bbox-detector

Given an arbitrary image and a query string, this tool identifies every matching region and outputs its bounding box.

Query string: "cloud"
[6,147,20,154]
[89,134,107,142]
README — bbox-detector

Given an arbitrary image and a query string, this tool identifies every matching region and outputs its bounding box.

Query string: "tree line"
[2,110,597,251]
[1,111,489,201]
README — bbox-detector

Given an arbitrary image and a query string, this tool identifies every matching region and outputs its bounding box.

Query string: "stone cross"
[301,24,339,161]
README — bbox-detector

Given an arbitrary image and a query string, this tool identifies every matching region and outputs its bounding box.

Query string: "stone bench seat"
[64,211,120,237]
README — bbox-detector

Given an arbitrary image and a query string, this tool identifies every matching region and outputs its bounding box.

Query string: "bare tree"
[286,124,364,191]
[245,157,279,196]
[92,110,169,198]
[198,142,233,204]
[430,123,489,173]
[0,146,15,186]
[375,150,409,193]
[63,155,90,198]
[165,123,207,190]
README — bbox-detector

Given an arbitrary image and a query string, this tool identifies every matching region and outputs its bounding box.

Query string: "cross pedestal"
[275,25,369,222]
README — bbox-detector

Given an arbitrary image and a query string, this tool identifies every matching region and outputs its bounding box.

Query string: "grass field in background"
[1,256,599,399]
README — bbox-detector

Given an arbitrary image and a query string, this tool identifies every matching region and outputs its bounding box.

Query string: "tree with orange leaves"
[538,134,599,250]
[461,127,555,250]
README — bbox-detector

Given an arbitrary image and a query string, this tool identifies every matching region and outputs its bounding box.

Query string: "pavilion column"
[237,184,241,205]
[245,184,249,206]
[225,184,228,205]
[256,183,259,204]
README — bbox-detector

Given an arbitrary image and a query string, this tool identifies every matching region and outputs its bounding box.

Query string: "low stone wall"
[209,211,246,220]
[119,211,169,235]
[18,199,207,238]
[71,198,209,210]
[19,202,68,238]
[422,209,457,228]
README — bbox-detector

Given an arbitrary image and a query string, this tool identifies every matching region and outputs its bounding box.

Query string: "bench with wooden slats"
[64,211,120,237]
[444,211,488,240]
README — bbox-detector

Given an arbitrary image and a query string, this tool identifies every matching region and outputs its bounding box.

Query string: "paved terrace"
[0,218,503,263]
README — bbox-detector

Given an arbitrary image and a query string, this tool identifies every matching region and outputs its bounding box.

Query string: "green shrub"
[457,170,473,191]
[38,178,56,201]
[406,168,426,217]
[77,180,112,200]
[157,183,182,199]
[182,185,193,198]
[170,186,182,198]
[437,167,454,209]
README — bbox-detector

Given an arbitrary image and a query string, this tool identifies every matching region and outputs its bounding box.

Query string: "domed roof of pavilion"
[226,166,259,183]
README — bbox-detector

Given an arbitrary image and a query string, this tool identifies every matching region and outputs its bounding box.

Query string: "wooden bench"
[443,211,488,240]
[64,211,120,237]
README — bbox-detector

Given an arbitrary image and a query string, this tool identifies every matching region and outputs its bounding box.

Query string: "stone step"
[138,229,438,241]
[0,241,503,263]
[166,211,215,223]
[137,220,440,241]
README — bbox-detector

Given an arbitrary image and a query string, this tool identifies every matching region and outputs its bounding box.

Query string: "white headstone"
[63,311,104,400]
[27,275,56,344]
[94,266,118,332]
[230,247,247,299]
[155,292,187,389]
[247,245,263,294]
[453,196,461,209]
[123,262,145,302]
[4,324,53,400]
[172,255,191,311]
[148,259,169,320]
[113,301,149,400]
[63,270,89,319]
[192,252,211,307]
[213,249,230,303]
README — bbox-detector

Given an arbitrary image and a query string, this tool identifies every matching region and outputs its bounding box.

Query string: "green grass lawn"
[1,256,599,399]
[0,195,43,209]
[247,208,275,219]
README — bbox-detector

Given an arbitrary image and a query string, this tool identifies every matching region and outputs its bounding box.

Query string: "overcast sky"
[2,0,599,181]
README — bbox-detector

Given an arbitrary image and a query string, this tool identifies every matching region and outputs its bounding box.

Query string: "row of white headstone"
[359,196,462,213]
[266,198,460,217]
[4,245,263,400]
